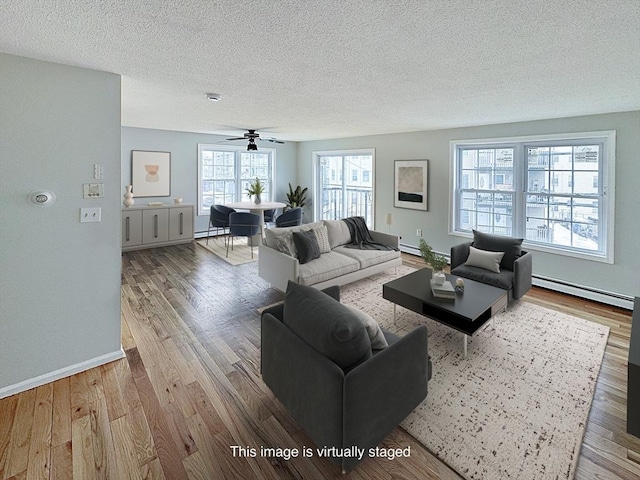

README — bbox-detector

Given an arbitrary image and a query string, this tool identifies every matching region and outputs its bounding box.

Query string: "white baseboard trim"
[399,243,633,310]
[0,347,126,399]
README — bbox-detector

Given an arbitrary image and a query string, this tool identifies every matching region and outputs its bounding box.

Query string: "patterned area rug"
[339,265,609,480]
[196,238,259,265]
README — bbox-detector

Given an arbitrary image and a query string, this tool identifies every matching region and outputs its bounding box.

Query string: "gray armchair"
[450,230,532,302]
[261,282,431,473]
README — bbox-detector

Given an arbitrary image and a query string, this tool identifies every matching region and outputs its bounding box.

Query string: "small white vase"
[123,185,135,207]
[254,194,262,205]
[433,271,446,286]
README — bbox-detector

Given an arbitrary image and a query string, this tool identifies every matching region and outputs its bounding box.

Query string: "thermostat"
[29,190,56,206]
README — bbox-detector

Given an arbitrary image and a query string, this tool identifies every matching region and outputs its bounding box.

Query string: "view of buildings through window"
[197,145,274,215]
[454,133,612,258]
[316,151,374,228]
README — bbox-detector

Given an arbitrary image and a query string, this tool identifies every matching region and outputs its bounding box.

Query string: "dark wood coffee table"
[383,268,508,358]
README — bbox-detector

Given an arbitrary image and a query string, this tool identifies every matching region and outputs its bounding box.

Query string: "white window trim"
[449,131,616,264]
[312,148,376,227]
[197,144,276,216]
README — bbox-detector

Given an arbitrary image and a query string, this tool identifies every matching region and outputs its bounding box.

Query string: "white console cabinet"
[122,204,194,251]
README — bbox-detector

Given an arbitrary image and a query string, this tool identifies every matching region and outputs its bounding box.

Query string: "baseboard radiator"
[399,243,633,310]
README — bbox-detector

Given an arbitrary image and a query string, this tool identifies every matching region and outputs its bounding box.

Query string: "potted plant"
[419,238,448,285]
[285,183,308,211]
[246,177,265,204]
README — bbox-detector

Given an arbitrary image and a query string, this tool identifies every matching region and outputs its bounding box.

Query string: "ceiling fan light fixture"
[206,93,222,102]
[247,139,258,151]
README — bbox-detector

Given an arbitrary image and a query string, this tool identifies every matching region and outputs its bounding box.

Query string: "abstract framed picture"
[394,160,428,210]
[131,150,171,197]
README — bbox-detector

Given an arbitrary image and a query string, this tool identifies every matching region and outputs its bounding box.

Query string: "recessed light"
[206,93,222,102]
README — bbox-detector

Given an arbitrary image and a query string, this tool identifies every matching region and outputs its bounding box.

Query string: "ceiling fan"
[226,130,284,151]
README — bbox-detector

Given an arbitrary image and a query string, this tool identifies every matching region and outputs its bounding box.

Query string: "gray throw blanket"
[342,216,397,251]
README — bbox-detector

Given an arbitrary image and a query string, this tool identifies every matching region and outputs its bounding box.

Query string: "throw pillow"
[344,305,388,350]
[313,226,331,254]
[273,234,295,257]
[472,229,523,270]
[292,230,321,264]
[283,281,372,370]
[465,245,504,273]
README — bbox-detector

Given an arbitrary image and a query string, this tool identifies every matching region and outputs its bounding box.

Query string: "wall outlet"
[416,228,422,237]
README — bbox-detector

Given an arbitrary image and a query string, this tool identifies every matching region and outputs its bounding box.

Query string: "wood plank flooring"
[1,242,638,479]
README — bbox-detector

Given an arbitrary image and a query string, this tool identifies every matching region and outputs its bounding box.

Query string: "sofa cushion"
[472,229,523,270]
[324,220,352,249]
[297,251,360,286]
[344,305,388,350]
[465,246,504,273]
[451,264,514,291]
[292,230,321,264]
[333,245,401,269]
[283,281,372,370]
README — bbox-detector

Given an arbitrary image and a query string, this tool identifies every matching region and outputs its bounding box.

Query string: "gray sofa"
[261,282,431,472]
[258,219,402,291]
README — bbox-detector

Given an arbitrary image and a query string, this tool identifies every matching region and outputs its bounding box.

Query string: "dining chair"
[207,205,236,245]
[227,212,262,258]
[263,208,276,224]
[275,207,303,227]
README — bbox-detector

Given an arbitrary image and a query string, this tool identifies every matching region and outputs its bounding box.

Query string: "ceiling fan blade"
[259,137,285,144]
[225,136,246,141]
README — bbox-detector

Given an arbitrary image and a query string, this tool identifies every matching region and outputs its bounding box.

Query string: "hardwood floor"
[1,242,638,479]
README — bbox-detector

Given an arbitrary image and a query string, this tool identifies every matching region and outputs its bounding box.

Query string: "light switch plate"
[80,207,101,222]
[93,163,104,179]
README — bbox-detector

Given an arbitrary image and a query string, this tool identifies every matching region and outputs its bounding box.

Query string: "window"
[314,149,374,228]
[451,132,615,262]
[197,144,275,215]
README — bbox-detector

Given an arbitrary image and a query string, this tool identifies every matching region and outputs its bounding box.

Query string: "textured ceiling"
[1,0,639,141]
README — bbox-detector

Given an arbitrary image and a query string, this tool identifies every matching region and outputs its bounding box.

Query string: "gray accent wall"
[0,54,123,392]
[121,127,298,233]
[297,111,640,299]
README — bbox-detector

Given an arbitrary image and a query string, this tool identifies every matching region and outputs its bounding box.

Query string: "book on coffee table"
[430,280,456,299]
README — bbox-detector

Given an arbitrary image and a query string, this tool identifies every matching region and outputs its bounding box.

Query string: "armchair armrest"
[513,250,533,300]
[261,313,344,451]
[450,241,472,270]
[369,230,400,249]
[341,325,429,472]
[258,245,300,292]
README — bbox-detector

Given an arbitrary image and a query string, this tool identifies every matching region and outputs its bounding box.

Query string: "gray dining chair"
[227,212,262,258]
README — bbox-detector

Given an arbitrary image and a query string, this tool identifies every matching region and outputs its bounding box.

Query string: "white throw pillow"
[313,226,331,253]
[344,305,388,350]
[465,246,504,273]
[323,220,352,249]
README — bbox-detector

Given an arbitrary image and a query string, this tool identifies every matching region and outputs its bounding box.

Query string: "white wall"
[0,54,123,395]
[296,111,640,301]
[121,127,298,233]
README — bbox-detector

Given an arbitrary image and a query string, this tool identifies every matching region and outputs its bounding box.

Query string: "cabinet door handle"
[179,212,184,235]
[154,215,158,238]
[125,217,130,242]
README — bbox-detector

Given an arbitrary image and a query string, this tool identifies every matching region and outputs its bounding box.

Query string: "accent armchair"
[261,282,431,473]
[450,230,532,302]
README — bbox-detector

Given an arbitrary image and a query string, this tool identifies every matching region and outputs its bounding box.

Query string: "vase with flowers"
[246,177,265,205]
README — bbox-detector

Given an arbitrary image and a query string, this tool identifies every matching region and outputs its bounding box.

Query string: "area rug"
[196,238,259,265]
[338,265,609,480]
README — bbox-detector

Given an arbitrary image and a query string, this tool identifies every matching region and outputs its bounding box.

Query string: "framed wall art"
[131,150,171,197]
[394,160,428,211]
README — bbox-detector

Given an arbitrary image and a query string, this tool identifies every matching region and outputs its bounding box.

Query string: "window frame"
[449,131,616,263]
[197,144,276,216]
[312,149,375,228]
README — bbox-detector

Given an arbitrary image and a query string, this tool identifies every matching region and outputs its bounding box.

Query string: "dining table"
[225,201,287,244]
